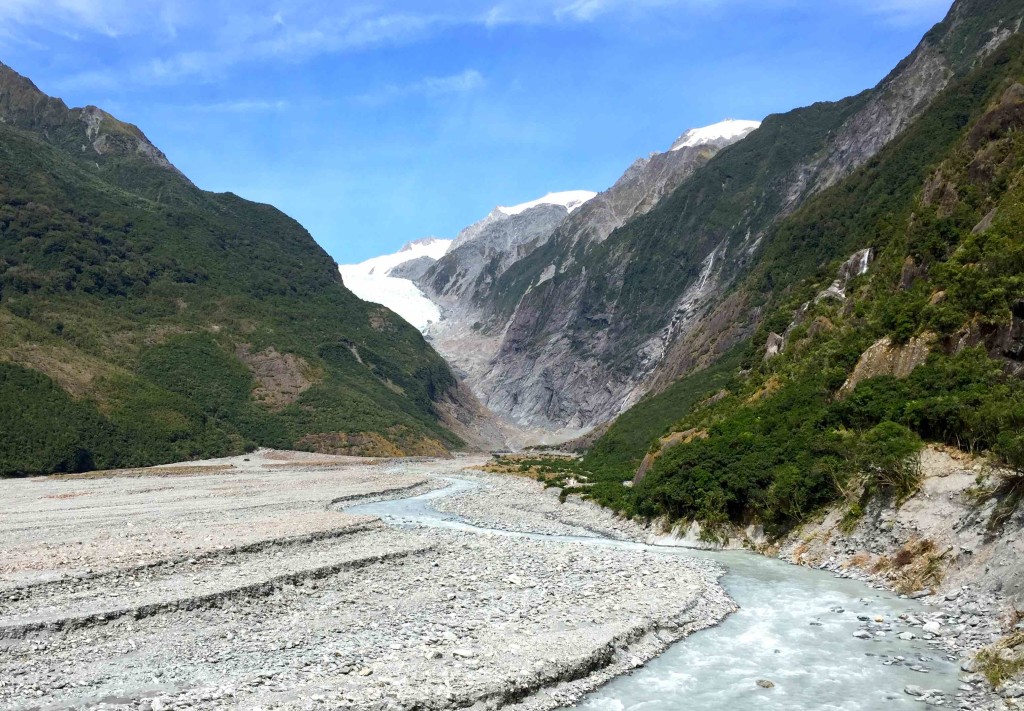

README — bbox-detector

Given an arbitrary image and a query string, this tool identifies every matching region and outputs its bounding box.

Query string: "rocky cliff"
[419,124,759,427]
[470,0,1023,431]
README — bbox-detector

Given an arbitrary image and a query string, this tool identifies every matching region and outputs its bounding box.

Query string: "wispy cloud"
[189,99,290,113]
[870,0,953,26]
[356,69,486,106]
[4,0,956,93]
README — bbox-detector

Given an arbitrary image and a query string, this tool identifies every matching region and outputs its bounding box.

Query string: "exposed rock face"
[386,255,436,281]
[421,127,758,428]
[0,63,186,182]
[839,336,933,396]
[236,345,317,409]
[552,131,756,251]
[419,203,577,392]
[423,204,571,309]
[763,333,785,361]
[467,0,1022,431]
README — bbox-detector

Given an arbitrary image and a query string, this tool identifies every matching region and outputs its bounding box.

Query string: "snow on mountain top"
[497,190,598,217]
[341,239,453,278]
[670,119,761,151]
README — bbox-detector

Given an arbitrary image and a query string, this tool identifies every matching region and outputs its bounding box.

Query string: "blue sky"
[1,0,953,263]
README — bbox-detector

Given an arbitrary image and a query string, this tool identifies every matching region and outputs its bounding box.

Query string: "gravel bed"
[0,452,733,711]
[431,471,649,541]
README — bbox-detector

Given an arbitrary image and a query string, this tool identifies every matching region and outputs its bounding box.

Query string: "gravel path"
[0,452,733,711]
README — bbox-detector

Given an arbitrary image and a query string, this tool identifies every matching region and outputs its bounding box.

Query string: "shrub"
[852,422,924,501]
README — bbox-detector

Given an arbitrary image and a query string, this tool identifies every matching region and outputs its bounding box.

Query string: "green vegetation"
[489,0,1024,373]
[975,631,1024,687]
[0,67,462,476]
[569,34,1024,536]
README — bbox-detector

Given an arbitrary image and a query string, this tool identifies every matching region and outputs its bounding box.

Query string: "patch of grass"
[975,631,1024,687]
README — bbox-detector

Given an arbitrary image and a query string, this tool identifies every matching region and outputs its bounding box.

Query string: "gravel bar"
[0,452,733,711]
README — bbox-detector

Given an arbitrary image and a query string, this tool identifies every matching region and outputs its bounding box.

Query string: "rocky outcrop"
[236,345,318,409]
[386,255,436,281]
[422,204,571,310]
[839,336,933,396]
[0,62,186,182]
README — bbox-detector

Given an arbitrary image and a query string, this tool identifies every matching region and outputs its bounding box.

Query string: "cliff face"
[419,126,757,426]
[472,0,1024,431]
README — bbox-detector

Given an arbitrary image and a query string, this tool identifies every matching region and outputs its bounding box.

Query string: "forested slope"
[575,34,1024,536]
[0,64,464,476]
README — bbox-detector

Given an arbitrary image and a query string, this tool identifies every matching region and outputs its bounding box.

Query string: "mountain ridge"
[468,0,1024,431]
[0,61,479,475]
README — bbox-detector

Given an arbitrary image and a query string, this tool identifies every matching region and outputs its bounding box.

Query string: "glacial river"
[347,478,962,711]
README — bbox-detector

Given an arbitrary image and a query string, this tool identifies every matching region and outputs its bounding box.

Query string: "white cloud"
[4,0,955,92]
[556,0,614,21]
[191,99,290,113]
[356,69,486,106]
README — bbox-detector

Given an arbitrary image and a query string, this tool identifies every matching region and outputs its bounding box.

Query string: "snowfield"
[338,238,452,330]
[670,119,761,151]
[496,190,597,216]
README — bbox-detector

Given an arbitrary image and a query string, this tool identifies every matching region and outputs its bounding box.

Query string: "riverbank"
[770,446,1024,709]
[0,451,733,711]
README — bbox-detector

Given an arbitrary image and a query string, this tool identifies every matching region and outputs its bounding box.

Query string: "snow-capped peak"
[670,119,761,151]
[496,190,598,217]
[344,239,452,278]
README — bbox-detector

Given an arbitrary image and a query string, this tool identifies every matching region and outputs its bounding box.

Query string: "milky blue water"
[347,479,961,711]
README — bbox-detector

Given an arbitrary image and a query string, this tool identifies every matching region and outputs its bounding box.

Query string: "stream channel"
[346,477,962,711]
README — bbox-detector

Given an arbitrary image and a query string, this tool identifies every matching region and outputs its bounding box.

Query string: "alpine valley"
[4,0,1024,708]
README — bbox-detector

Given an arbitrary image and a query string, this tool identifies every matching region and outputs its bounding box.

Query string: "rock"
[922,621,941,635]
[853,630,872,639]
[904,685,925,697]
[151,699,167,711]
[1000,685,1024,699]
[358,668,373,677]
[756,679,775,689]
[897,632,916,641]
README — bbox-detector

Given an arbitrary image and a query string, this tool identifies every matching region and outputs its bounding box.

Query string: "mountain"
[0,63,475,476]
[470,0,1024,431]
[339,237,452,330]
[561,3,1024,537]
[413,123,758,422]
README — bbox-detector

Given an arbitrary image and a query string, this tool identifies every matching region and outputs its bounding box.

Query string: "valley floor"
[0,451,731,711]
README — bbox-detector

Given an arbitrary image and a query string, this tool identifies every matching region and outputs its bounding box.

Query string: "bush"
[851,422,923,501]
